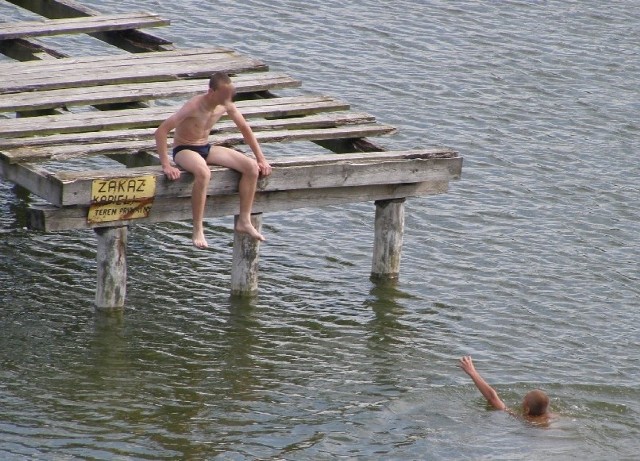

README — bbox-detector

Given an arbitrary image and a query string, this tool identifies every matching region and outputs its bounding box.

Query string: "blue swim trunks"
[172,144,211,161]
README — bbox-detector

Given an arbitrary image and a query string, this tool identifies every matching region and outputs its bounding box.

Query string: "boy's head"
[209,72,232,90]
[522,389,549,416]
[208,72,235,101]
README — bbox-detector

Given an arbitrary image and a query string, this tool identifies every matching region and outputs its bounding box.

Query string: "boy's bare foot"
[192,229,209,249]
[235,220,265,241]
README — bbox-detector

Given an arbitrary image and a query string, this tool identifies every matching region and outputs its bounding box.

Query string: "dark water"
[1,0,639,459]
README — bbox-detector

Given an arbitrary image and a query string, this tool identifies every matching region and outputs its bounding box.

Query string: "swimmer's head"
[522,389,549,416]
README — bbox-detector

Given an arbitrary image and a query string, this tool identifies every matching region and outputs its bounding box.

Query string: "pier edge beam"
[95,226,128,309]
[371,198,406,281]
[230,213,263,297]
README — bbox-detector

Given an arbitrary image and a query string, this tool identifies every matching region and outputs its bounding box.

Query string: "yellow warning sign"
[88,175,156,224]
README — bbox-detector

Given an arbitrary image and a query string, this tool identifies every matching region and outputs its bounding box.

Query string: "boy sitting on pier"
[459,356,554,424]
[155,72,272,248]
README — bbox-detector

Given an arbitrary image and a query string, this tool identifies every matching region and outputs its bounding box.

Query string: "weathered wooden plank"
[4,55,266,93]
[0,111,373,153]
[0,46,231,72]
[0,72,301,112]
[4,0,174,53]
[0,13,169,40]
[43,150,460,206]
[1,123,396,165]
[0,161,60,203]
[0,95,351,139]
[0,112,375,156]
[0,47,266,94]
[27,181,451,232]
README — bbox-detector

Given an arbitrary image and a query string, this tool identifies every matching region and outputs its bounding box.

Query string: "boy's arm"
[226,102,272,176]
[155,114,182,180]
[459,356,507,411]
[155,101,198,180]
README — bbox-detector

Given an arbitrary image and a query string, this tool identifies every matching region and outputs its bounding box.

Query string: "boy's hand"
[459,355,507,410]
[258,160,272,177]
[459,356,477,376]
[163,164,181,181]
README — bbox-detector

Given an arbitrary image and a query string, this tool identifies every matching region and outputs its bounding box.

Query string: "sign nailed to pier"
[88,175,156,224]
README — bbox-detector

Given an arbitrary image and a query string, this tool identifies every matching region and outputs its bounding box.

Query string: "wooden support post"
[95,226,128,309]
[371,198,405,280]
[230,214,263,297]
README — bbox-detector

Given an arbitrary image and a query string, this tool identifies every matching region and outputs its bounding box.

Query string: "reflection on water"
[8,185,31,230]
[364,279,412,347]
[223,296,266,401]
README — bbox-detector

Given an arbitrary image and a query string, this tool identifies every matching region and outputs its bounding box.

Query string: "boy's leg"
[207,146,264,241]
[174,150,211,248]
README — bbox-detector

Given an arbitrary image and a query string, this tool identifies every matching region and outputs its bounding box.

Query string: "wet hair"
[209,72,232,90]
[523,389,549,416]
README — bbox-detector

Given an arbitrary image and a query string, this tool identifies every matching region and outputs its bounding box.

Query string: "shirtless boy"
[155,72,272,248]
[459,356,553,423]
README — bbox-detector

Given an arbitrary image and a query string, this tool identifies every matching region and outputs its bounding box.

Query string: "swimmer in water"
[459,356,554,424]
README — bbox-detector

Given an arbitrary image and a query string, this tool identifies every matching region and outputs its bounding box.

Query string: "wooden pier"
[0,0,462,309]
